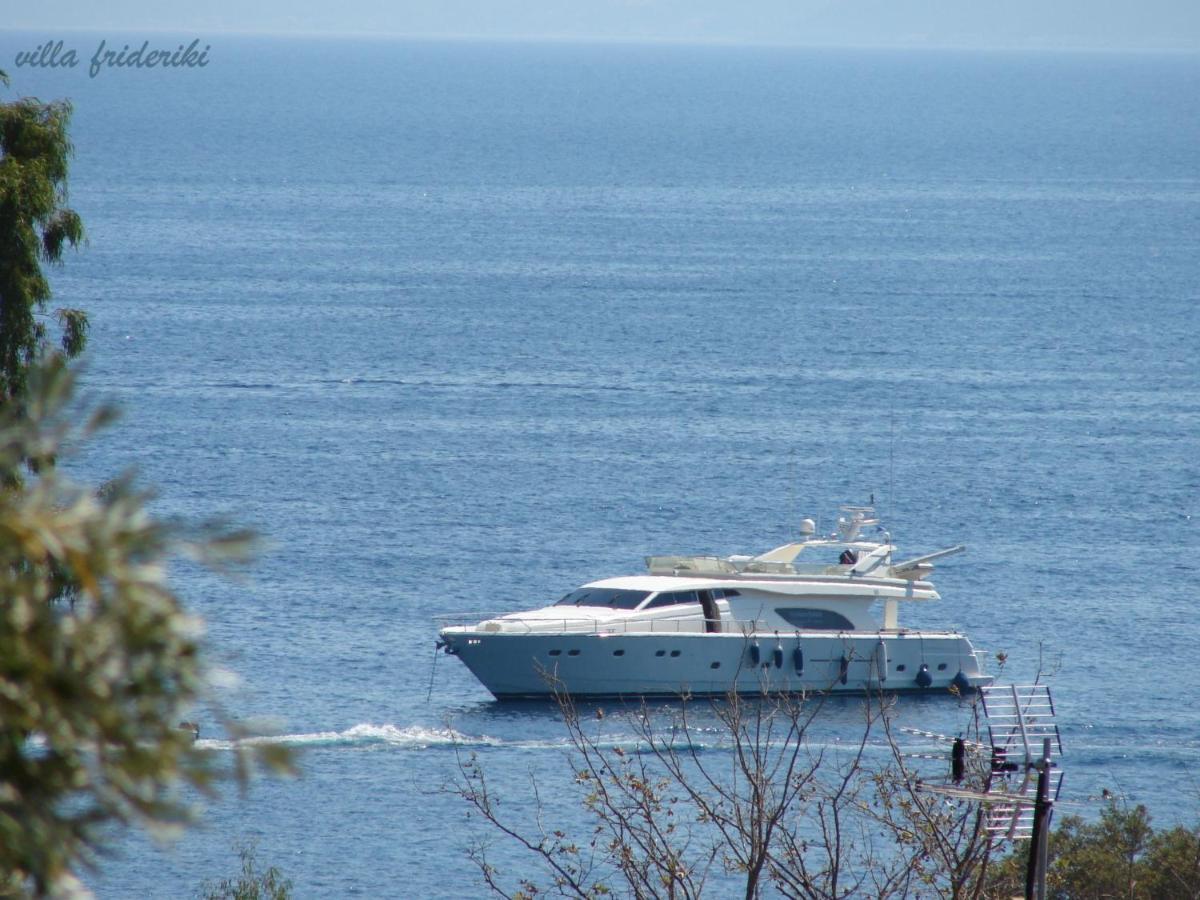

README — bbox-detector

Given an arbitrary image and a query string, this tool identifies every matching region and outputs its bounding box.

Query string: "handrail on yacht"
[434,610,715,636]
[436,611,975,639]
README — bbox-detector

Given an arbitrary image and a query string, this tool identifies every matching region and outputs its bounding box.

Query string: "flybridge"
[646,505,965,583]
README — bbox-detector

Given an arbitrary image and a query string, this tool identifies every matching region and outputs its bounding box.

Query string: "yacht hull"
[439,629,992,700]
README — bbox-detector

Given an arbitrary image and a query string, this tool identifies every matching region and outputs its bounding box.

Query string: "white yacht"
[436,507,993,699]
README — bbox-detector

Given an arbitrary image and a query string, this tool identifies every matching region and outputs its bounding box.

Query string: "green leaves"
[0,87,87,402]
[198,842,293,900]
[0,365,291,896]
[40,209,83,264]
[981,801,1200,899]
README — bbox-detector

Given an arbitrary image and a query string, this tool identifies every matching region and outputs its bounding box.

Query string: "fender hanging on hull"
[915,663,933,688]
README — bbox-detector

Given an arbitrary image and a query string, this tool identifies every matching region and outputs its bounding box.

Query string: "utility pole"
[1024,737,1054,900]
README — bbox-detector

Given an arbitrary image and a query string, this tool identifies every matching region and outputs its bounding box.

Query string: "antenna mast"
[907,684,1064,900]
[888,414,896,529]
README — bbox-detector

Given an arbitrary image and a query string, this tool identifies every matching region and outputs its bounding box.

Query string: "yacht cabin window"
[776,608,855,630]
[642,590,700,610]
[640,588,741,610]
[555,588,651,609]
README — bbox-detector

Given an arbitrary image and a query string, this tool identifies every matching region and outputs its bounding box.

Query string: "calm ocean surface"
[4,33,1199,897]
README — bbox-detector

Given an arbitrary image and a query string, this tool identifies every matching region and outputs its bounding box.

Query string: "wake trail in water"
[195,723,578,752]
[194,722,733,754]
[197,723,493,751]
[192,723,935,758]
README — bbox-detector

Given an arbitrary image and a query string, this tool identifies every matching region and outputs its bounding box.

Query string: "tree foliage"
[455,687,1200,900]
[0,364,290,897]
[198,842,293,900]
[455,687,999,899]
[984,802,1200,899]
[0,71,89,403]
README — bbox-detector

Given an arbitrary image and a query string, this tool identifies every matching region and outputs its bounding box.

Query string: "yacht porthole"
[655,650,666,657]
[548,649,561,656]
[896,664,907,672]
[613,649,625,656]
[937,663,947,671]
[568,649,581,656]
[710,662,721,669]
[670,650,681,657]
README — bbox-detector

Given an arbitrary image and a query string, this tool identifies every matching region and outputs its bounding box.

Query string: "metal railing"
[435,612,712,636]
[436,611,972,641]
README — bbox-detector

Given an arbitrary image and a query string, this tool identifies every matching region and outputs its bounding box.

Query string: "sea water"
[3,34,1198,897]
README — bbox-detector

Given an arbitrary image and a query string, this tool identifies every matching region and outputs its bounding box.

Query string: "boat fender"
[793,646,804,675]
[951,670,972,694]
[839,654,849,685]
[749,641,760,666]
[773,645,784,669]
[874,640,888,683]
[915,663,933,688]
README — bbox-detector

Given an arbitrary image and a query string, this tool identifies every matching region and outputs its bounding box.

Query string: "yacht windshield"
[555,588,651,609]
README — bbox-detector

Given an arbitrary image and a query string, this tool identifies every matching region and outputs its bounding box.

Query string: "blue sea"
[4,33,1199,897]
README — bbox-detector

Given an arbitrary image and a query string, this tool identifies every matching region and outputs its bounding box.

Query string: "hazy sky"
[9,0,1200,50]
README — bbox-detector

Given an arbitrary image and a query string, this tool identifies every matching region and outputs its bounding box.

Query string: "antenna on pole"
[788,448,798,541]
[909,684,1064,900]
[981,684,1062,900]
[888,414,896,531]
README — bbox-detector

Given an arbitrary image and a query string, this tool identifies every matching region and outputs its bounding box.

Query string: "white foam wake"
[195,723,504,751]
[192,723,682,753]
